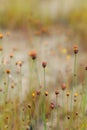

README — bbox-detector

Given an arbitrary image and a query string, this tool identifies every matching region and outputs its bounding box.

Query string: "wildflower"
[45,91,48,96]
[61,48,67,54]
[66,91,70,97]
[5,125,8,128]
[42,61,47,68]
[32,92,35,98]
[85,66,87,70]
[73,45,78,54]
[9,53,14,58]
[50,102,55,109]
[29,50,37,60]
[67,115,70,120]
[17,61,22,67]
[0,88,2,92]
[6,69,11,74]
[75,112,78,116]
[28,104,31,109]
[11,84,15,89]
[61,83,67,91]
[0,33,3,39]
[16,61,23,67]
[0,47,3,51]
[55,89,59,95]
[36,90,41,96]
[74,93,78,98]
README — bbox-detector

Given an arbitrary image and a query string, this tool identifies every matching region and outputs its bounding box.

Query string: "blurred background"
[0,0,87,50]
[0,0,87,28]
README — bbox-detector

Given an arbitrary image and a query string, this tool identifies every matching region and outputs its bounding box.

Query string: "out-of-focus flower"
[85,66,87,70]
[29,50,37,60]
[73,45,78,54]
[66,55,71,60]
[50,102,55,109]
[61,83,67,91]
[36,90,41,96]
[0,47,3,51]
[9,53,14,58]
[0,88,3,92]
[45,91,48,96]
[0,33,3,39]
[6,69,11,74]
[74,92,78,98]
[66,91,70,96]
[61,48,67,54]
[55,89,59,95]
[42,61,47,68]
[32,92,35,98]
[28,104,31,109]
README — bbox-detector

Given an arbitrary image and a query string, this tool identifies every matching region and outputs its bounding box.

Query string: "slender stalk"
[34,60,40,88]
[70,53,78,128]
[43,68,46,130]
[82,70,87,130]
[56,95,59,130]
[51,110,53,130]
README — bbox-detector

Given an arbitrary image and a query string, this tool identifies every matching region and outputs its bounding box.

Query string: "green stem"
[56,95,59,129]
[34,60,40,88]
[43,68,46,130]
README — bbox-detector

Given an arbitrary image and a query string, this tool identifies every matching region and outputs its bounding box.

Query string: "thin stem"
[43,68,46,130]
[56,95,59,129]
[34,60,40,88]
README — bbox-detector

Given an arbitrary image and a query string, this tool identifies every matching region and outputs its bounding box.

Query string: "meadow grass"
[0,33,87,130]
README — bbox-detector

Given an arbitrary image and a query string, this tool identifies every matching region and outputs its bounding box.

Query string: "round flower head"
[0,47,3,51]
[75,112,78,116]
[42,61,47,68]
[0,33,3,39]
[28,104,31,109]
[61,83,67,91]
[85,66,87,71]
[32,92,35,98]
[9,53,14,58]
[73,45,78,54]
[36,90,41,96]
[0,88,3,92]
[67,115,70,120]
[6,69,11,74]
[18,61,22,67]
[50,102,55,109]
[74,92,78,98]
[29,50,37,60]
[66,91,70,97]
[45,91,48,96]
[55,89,59,95]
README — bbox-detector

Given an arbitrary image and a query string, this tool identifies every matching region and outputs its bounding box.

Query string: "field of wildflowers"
[0,26,87,130]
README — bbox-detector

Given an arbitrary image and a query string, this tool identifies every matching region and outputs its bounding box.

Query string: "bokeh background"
[0,0,87,49]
